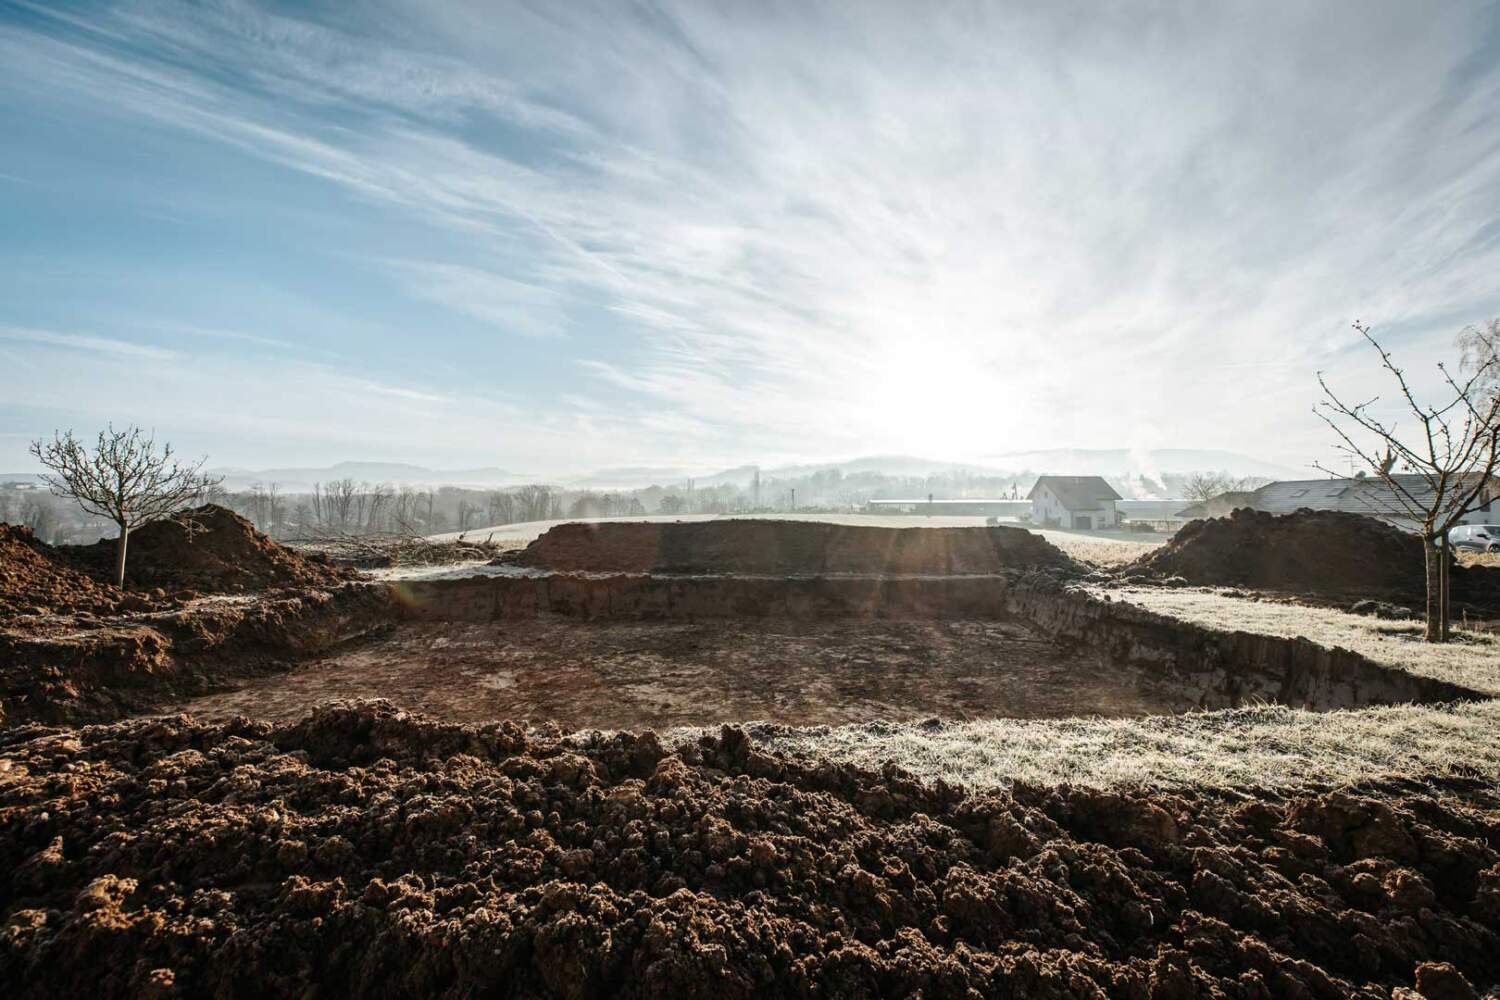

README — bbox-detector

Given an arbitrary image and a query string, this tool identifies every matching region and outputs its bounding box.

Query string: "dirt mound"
[501,519,1077,576]
[3,702,1497,998]
[65,505,350,593]
[1127,508,1434,596]
[0,524,126,617]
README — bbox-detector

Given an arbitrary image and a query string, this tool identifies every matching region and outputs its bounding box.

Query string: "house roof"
[1248,475,1498,519]
[1027,475,1122,511]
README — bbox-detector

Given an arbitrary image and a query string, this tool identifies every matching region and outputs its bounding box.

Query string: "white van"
[1449,524,1500,553]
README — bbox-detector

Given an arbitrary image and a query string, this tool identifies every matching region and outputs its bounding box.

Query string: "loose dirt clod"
[0,524,125,617]
[1,702,1497,998]
[499,518,1079,575]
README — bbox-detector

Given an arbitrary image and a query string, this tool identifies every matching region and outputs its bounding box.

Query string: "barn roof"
[1026,475,1122,511]
[1248,474,1497,518]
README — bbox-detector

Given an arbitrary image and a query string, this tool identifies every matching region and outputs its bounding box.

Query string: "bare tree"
[1183,471,1231,502]
[29,426,221,587]
[457,496,478,531]
[485,490,515,526]
[1315,321,1500,642]
[1459,318,1500,402]
[515,484,554,522]
[365,483,392,533]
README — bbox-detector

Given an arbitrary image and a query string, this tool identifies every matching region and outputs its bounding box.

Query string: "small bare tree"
[1315,322,1500,642]
[1183,471,1231,503]
[29,426,221,587]
[1459,319,1500,402]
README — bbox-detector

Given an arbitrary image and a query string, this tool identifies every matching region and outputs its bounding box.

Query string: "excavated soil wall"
[500,519,1078,575]
[0,586,393,727]
[392,572,1021,622]
[389,573,1480,712]
[1006,582,1476,710]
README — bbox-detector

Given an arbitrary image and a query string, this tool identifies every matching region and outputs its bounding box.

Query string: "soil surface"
[0,524,131,617]
[1,509,374,727]
[64,505,351,593]
[500,519,1079,576]
[1127,508,1500,610]
[0,587,393,727]
[160,619,1205,727]
[3,703,1497,998]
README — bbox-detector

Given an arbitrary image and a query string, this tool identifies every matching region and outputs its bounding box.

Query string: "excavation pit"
[163,569,1480,728]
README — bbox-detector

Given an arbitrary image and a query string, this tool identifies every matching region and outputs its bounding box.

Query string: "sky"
[2,0,1499,478]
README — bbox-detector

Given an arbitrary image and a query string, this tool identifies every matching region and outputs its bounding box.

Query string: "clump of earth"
[2,702,1496,998]
[0,524,127,617]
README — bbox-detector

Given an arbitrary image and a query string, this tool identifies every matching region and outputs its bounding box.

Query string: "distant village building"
[1027,475,1121,530]
[1177,474,1500,531]
[863,498,1028,517]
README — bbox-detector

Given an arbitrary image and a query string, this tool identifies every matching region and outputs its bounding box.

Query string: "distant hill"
[207,462,526,492]
[979,448,1304,481]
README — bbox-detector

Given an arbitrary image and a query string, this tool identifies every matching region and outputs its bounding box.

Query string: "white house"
[1027,475,1122,530]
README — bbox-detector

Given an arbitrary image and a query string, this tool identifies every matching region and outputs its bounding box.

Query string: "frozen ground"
[760,587,1500,792]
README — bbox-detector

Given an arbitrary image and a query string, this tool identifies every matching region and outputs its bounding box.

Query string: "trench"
[162,572,1481,728]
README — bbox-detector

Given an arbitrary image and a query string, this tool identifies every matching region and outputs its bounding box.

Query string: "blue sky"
[2,0,1499,476]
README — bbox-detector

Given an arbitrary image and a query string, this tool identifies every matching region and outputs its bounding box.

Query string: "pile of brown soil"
[2,703,1496,998]
[1127,508,1432,597]
[500,519,1078,576]
[0,525,126,617]
[64,505,351,593]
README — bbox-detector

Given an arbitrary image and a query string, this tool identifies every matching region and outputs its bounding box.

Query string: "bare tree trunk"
[114,525,129,589]
[1440,534,1452,642]
[1424,538,1442,642]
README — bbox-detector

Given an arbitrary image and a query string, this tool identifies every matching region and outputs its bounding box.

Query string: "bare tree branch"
[29,425,222,587]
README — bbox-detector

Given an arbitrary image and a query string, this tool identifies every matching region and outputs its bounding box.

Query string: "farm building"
[1179,475,1500,531]
[863,498,1029,517]
[1028,475,1121,529]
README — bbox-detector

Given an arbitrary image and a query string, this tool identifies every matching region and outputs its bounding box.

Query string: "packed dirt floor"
[162,619,1210,728]
[2,704,1498,999]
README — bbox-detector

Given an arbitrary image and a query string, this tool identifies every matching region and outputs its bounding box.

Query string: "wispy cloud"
[3,1,1500,470]
[0,326,176,361]
[389,260,568,339]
